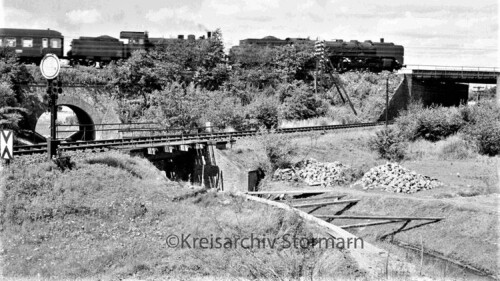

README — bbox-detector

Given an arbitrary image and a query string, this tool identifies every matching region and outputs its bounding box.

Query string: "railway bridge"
[381,65,500,120]
[19,85,121,143]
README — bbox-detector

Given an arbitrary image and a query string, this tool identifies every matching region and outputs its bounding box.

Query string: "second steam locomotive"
[231,36,404,72]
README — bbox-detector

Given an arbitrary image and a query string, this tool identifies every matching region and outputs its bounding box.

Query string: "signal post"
[40,54,62,159]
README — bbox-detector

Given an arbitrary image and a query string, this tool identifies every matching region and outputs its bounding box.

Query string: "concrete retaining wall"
[213,149,250,192]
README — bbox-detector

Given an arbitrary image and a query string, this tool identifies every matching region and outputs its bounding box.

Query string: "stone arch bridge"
[19,85,122,143]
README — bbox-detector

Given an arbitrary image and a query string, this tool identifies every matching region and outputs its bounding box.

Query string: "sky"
[1,0,498,67]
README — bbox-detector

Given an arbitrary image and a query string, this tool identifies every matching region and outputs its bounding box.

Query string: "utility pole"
[385,75,389,128]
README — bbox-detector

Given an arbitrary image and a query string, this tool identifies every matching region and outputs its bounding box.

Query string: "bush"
[278,82,328,120]
[459,102,500,156]
[257,131,297,171]
[368,127,407,161]
[245,94,280,129]
[396,104,464,141]
[462,121,500,156]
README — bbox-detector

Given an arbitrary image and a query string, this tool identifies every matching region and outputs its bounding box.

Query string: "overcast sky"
[1,0,498,67]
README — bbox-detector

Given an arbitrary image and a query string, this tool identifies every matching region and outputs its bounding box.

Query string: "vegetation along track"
[14,121,389,155]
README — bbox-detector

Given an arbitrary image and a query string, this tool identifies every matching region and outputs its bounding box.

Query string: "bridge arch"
[21,87,121,143]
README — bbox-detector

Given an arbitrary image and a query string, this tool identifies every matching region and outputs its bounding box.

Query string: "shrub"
[462,121,500,156]
[257,131,297,171]
[460,102,500,156]
[368,127,407,161]
[396,104,464,141]
[245,94,280,129]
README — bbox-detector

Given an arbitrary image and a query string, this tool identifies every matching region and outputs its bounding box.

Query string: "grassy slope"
[0,151,361,280]
[223,129,499,276]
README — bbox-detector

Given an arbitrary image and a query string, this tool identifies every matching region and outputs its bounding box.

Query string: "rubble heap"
[359,162,442,193]
[273,159,353,186]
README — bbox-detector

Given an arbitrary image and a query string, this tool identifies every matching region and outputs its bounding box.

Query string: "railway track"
[14,121,388,156]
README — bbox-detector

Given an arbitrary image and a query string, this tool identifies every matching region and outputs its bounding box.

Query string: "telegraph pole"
[385,75,389,128]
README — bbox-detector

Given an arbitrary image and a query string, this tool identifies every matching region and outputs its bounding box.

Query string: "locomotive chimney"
[178,35,184,39]
[207,31,212,39]
[380,38,384,43]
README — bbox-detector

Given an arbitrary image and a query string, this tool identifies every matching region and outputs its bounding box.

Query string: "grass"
[0,151,363,280]
[221,127,499,278]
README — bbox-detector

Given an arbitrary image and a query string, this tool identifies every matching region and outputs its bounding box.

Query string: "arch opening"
[35,105,96,142]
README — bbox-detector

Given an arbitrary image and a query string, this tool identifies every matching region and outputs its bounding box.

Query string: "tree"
[279,82,328,120]
[193,28,229,90]
[108,50,164,102]
[141,83,202,130]
[0,82,27,131]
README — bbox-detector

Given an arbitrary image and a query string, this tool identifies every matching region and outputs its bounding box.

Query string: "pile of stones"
[359,162,442,193]
[273,159,353,186]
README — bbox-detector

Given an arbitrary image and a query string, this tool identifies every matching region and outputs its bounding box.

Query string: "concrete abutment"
[136,141,262,192]
[381,74,472,121]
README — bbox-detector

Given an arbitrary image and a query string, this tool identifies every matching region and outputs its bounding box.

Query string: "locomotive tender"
[233,36,405,72]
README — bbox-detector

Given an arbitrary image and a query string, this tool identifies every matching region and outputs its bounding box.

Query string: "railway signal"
[40,53,61,159]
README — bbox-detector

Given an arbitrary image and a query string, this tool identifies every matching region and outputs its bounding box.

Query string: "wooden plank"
[314,215,445,221]
[238,192,394,278]
[245,190,337,195]
[291,194,347,202]
[291,199,360,208]
[339,220,405,229]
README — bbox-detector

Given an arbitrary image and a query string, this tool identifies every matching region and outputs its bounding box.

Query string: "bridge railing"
[405,65,499,73]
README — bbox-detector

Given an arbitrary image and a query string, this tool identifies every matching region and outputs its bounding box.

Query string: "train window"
[6,38,16,47]
[22,38,33,48]
[50,38,61,48]
[139,39,144,44]
[0,38,2,47]
[42,38,48,48]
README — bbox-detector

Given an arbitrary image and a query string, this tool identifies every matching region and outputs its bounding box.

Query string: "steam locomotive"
[0,28,212,65]
[232,36,405,72]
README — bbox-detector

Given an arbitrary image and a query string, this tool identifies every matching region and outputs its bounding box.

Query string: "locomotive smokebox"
[207,31,212,39]
[380,38,384,43]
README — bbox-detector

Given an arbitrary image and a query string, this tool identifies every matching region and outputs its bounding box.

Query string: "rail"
[13,121,388,155]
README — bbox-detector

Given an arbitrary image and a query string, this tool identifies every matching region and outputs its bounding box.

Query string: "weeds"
[437,136,475,160]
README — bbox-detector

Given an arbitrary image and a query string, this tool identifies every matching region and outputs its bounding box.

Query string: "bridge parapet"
[403,65,499,83]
